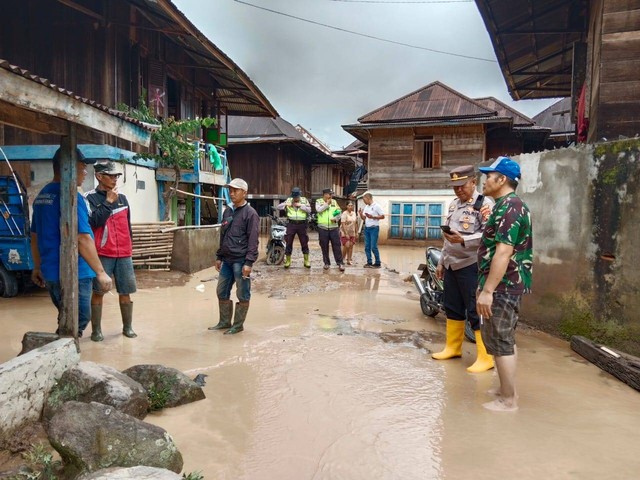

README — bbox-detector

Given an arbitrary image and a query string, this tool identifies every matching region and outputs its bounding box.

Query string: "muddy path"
[1,244,639,480]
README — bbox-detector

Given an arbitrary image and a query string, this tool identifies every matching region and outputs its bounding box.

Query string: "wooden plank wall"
[0,0,208,150]
[368,126,485,190]
[226,143,312,197]
[593,0,640,140]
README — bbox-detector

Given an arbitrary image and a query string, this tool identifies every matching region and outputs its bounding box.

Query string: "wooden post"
[194,142,201,226]
[58,127,79,339]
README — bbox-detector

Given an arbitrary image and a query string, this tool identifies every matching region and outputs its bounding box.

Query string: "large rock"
[19,331,61,355]
[43,361,149,423]
[0,338,79,445]
[47,401,183,476]
[122,365,205,409]
[77,466,182,479]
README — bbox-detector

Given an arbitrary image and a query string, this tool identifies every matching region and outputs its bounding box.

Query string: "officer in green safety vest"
[316,188,345,271]
[277,187,311,268]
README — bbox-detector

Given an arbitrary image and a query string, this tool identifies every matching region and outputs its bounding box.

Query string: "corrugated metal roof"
[227,116,337,164]
[475,96,534,126]
[532,97,575,134]
[128,0,277,117]
[474,0,588,100]
[227,116,305,141]
[358,81,496,123]
[0,58,154,130]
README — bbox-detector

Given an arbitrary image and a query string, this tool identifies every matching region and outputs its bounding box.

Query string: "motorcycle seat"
[427,249,442,266]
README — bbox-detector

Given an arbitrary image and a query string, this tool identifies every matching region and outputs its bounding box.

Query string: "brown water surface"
[1,245,638,479]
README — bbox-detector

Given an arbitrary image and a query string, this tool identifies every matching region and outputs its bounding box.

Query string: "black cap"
[322,188,333,195]
[94,161,121,175]
[291,187,302,197]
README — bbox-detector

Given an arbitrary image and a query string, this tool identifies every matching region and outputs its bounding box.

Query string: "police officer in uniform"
[432,165,495,373]
[277,187,312,268]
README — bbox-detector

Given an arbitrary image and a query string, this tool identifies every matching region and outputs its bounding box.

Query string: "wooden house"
[533,98,576,149]
[0,57,151,328]
[474,0,640,143]
[225,116,343,216]
[0,0,276,224]
[342,81,549,243]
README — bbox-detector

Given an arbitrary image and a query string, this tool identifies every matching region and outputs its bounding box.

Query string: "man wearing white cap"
[209,178,259,334]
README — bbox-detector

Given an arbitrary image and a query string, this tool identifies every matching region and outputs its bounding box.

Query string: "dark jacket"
[216,202,259,266]
[84,188,133,258]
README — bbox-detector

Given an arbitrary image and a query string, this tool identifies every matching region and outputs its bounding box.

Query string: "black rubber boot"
[90,304,104,342]
[224,302,249,335]
[120,302,137,338]
[209,300,233,330]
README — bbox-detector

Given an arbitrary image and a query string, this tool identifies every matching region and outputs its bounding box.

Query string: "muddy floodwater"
[1,243,639,479]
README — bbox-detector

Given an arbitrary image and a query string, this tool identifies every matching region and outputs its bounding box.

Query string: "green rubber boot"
[224,302,249,335]
[90,304,104,342]
[120,302,137,338]
[303,253,311,268]
[284,255,292,269]
[209,300,233,330]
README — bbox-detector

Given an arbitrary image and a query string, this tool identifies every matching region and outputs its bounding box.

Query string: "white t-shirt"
[363,202,384,227]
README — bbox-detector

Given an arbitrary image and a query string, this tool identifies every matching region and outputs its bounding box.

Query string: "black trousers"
[443,263,480,330]
[318,228,343,266]
[285,222,309,255]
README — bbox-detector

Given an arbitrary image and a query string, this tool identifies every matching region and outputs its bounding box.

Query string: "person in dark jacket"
[209,178,260,334]
[84,161,137,341]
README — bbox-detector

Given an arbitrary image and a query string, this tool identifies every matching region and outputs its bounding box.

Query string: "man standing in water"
[85,161,138,341]
[432,165,494,373]
[360,192,384,268]
[277,187,311,269]
[209,178,259,335]
[476,157,533,412]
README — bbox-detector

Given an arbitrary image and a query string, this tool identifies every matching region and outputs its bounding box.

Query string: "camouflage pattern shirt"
[478,192,533,294]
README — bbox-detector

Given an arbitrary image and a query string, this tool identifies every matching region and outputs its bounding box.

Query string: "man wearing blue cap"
[476,156,533,412]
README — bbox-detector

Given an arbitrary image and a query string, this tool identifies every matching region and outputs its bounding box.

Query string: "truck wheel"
[0,265,19,298]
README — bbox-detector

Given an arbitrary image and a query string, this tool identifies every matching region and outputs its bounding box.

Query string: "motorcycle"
[265,209,287,265]
[412,246,475,343]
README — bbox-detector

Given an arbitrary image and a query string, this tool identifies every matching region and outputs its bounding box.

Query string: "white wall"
[89,163,159,223]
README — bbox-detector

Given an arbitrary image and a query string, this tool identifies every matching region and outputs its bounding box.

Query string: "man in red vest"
[85,161,137,341]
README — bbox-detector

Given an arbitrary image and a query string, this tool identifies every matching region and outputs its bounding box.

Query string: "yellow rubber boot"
[432,319,465,360]
[303,253,311,268]
[284,255,292,269]
[467,330,494,373]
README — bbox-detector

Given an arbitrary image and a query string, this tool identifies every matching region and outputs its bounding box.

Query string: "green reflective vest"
[285,197,309,220]
[316,199,341,229]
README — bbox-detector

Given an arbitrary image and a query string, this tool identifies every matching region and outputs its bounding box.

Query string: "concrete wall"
[514,140,640,355]
[0,338,80,442]
[171,228,220,273]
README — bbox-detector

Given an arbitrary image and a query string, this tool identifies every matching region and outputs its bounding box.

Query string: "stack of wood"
[131,221,176,270]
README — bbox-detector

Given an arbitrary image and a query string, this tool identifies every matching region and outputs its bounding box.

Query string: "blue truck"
[0,170,33,297]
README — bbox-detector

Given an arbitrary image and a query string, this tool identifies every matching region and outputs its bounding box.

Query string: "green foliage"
[115,93,216,171]
[147,374,178,412]
[8,443,61,480]
[183,472,205,480]
[559,292,640,355]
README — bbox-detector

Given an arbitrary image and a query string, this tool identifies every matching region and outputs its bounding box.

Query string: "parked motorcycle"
[412,246,475,343]
[265,209,287,265]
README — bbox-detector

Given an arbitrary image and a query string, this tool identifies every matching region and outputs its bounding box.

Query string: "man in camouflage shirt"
[476,156,533,412]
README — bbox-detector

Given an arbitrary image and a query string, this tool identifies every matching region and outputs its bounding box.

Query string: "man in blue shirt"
[31,148,112,337]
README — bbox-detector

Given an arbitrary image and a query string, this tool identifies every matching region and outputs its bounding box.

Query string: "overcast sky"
[173,0,558,150]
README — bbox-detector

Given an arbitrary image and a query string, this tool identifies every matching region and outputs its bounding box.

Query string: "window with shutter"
[413,137,442,169]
